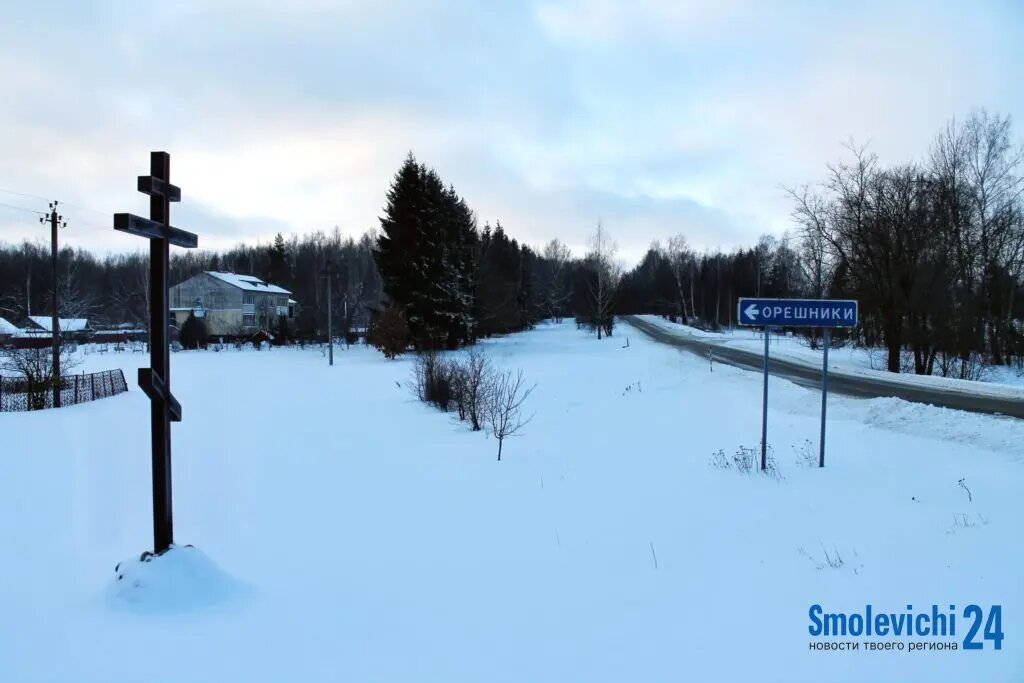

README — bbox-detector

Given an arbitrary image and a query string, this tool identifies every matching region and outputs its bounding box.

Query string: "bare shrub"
[412,351,455,411]
[1,345,80,410]
[958,352,991,381]
[762,449,783,480]
[709,449,729,469]
[459,347,492,431]
[732,446,756,475]
[798,544,845,570]
[711,445,782,480]
[957,478,972,502]
[449,362,468,421]
[485,368,535,461]
[793,439,817,468]
[367,306,410,359]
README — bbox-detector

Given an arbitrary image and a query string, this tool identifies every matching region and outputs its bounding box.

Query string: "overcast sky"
[0,0,1021,264]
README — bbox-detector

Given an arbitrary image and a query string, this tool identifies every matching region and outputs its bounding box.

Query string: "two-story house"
[170,272,296,337]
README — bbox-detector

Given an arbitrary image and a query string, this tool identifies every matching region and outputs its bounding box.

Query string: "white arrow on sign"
[744,303,759,320]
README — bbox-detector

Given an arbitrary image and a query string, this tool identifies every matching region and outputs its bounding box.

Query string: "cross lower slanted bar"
[113,151,198,554]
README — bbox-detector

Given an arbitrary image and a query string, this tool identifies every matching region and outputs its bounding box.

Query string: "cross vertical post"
[149,152,173,552]
[113,151,198,554]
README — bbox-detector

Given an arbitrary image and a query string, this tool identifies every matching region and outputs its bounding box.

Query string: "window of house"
[243,294,254,305]
[243,314,256,327]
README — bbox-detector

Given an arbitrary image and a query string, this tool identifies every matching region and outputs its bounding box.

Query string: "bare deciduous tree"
[485,368,534,461]
[664,235,693,323]
[460,346,492,431]
[587,222,621,339]
[0,345,80,410]
[542,238,572,322]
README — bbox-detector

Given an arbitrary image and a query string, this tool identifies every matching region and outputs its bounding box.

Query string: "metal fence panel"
[0,369,129,412]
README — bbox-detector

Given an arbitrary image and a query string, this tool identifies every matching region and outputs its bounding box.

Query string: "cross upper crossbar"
[138,175,182,202]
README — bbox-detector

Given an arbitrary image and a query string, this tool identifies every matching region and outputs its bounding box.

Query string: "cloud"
[0,0,1020,264]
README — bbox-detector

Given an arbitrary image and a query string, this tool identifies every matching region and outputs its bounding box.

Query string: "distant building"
[92,323,147,346]
[0,317,18,343]
[22,316,93,342]
[169,272,296,337]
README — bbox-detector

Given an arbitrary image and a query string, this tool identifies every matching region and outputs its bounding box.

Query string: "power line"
[0,185,50,203]
[55,199,110,218]
[0,200,44,216]
[74,217,111,230]
[0,185,111,219]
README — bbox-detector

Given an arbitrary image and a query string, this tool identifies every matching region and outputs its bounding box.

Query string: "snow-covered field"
[638,314,1024,397]
[1,322,1021,682]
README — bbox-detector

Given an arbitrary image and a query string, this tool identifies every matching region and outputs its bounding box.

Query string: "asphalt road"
[623,315,1024,419]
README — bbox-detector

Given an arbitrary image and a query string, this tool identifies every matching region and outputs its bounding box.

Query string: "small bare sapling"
[958,478,972,503]
[486,368,535,461]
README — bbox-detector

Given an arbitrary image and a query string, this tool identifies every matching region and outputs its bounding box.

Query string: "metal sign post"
[738,298,858,470]
[761,326,770,470]
[819,328,830,468]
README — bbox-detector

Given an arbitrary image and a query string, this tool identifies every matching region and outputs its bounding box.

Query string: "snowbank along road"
[623,315,1024,419]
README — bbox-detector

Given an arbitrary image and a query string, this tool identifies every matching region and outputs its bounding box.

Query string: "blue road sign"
[737,298,858,328]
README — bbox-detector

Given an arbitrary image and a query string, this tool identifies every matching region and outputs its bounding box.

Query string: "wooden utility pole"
[113,151,198,554]
[40,202,66,407]
[322,260,338,365]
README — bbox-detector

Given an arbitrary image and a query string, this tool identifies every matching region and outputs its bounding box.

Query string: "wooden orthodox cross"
[113,151,198,553]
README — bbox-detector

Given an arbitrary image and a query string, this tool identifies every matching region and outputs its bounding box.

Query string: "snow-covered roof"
[207,272,291,295]
[0,317,18,335]
[27,316,90,332]
[14,328,48,338]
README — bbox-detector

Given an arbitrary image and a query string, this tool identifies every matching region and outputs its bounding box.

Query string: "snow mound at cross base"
[107,545,243,613]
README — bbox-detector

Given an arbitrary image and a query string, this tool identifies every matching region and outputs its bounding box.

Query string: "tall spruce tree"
[420,165,460,348]
[266,233,290,285]
[476,222,528,335]
[375,154,478,350]
[446,185,478,345]
[375,154,428,344]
